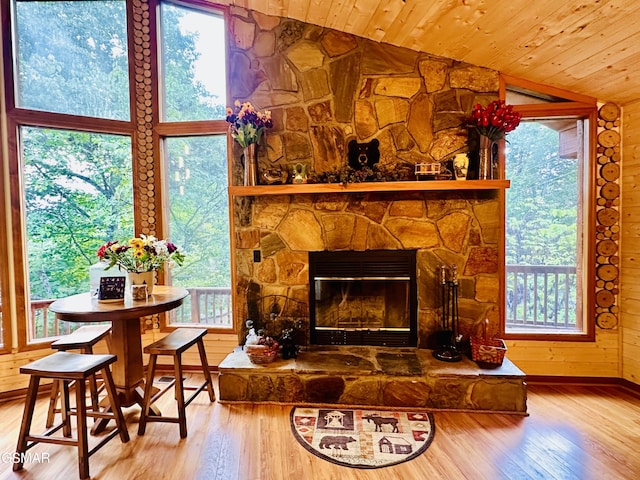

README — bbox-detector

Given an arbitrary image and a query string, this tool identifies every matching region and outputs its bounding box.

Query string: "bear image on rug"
[290,407,435,469]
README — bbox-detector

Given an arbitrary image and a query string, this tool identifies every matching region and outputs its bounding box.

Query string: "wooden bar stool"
[138,328,215,438]
[46,324,112,428]
[14,351,130,480]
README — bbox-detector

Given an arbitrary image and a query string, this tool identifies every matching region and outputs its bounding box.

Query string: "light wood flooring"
[1,376,639,480]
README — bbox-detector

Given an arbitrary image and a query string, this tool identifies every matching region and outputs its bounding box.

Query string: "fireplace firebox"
[308,250,417,347]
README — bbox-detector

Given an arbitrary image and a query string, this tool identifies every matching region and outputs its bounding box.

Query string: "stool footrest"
[148,380,176,405]
[184,382,210,408]
[26,435,77,447]
[87,429,121,458]
[144,416,181,424]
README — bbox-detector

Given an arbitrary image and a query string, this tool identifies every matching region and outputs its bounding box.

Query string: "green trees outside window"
[506,120,584,332]
[15,0,130,119]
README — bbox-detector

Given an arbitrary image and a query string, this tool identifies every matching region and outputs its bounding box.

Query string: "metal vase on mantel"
[478,134,495,180]
[243,143,259,186]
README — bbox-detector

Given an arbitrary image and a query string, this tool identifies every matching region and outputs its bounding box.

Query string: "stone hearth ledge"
[218,346,527,414]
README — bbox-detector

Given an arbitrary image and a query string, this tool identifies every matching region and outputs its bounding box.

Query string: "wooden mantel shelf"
[228,179,510,196]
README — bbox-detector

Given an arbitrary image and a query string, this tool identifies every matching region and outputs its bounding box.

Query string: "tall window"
[10,0,133,342]
[2,0,232,347]
[165,136,231,328]
[158,2,231,329]
[504,78,595,340]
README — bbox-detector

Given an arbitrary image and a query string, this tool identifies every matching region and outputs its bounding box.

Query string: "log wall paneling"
[621,99,640,384]
[130,0,161,331]
[506,330,620,377]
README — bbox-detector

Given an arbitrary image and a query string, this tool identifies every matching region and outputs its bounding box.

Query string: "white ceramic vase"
[127,271,155,295]
[453,153,469,180]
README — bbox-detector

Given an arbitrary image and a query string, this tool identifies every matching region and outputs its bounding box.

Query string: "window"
[164,136,231,328]
[503,77,596,340]
[2,0,232,349]
[159,2,226,121]
[6,0,134,345]
[158,2,231,329]
[22,127,133,339]
[14,0,129,119]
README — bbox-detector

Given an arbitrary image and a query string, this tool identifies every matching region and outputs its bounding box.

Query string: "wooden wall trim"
[526,375,640,397]
[500,74,597,105]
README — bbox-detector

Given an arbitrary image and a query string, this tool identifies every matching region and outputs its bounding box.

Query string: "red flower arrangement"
[467,100,522,142]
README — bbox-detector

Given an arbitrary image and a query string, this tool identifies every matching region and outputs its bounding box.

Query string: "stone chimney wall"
[229,8,502,346]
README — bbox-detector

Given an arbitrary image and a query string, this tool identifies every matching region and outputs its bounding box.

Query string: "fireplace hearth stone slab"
[375,352,422,376]
[218,346,527,414]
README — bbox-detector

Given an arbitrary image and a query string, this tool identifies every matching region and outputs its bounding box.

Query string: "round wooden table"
[49,286,189,413]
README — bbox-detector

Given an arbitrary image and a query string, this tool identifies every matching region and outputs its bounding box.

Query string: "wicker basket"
[245,344,279,364]
[470,336,506,366]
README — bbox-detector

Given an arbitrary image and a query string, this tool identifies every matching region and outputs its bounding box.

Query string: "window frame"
[0,116,10,353]
[153,0,234,333]
[1,0,234,351]
[2,0,136,351]
[499,74,597,342]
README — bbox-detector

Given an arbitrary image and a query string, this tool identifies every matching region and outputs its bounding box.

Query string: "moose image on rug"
[290,407,435,469]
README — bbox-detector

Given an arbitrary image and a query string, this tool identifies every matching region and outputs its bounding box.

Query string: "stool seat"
[138,328,215,438]
[144,327,207,355]
[51,324,111,351]
[22,351,116,380]
[14,351,129,480]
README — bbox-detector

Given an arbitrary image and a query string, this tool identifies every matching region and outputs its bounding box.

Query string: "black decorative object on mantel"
[347,139,380,170]
[433,264,462,362]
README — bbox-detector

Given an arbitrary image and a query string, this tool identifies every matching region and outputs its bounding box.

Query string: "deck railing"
[23,268,578,340]
[28,286,233,341]
[505,264,577,330]
[171,287,233,327]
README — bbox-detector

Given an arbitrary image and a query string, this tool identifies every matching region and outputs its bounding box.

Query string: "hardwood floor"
[1,377,639,480]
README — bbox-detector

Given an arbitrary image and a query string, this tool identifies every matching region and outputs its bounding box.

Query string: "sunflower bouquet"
[97,234,184,273]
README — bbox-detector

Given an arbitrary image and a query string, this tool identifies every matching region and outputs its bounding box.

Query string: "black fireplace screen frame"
[308,250,418,347]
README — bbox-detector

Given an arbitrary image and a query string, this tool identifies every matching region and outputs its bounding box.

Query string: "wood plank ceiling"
[216,0,640,105]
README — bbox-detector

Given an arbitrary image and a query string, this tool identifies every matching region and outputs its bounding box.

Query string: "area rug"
[290,407,435,469]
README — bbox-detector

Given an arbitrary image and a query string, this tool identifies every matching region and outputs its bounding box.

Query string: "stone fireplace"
[219,8,525,413]
[234,189,501,348]
[227,10,505,348]
[309,249,417,347]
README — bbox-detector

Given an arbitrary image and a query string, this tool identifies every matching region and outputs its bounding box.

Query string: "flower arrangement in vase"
[96,234,184,294]
[467,100,522,179]
[226,100,273,186]
[225,100,273,148]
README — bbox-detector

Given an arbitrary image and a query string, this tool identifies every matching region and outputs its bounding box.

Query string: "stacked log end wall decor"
[131,0,160,331]
[595,102,621,330]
